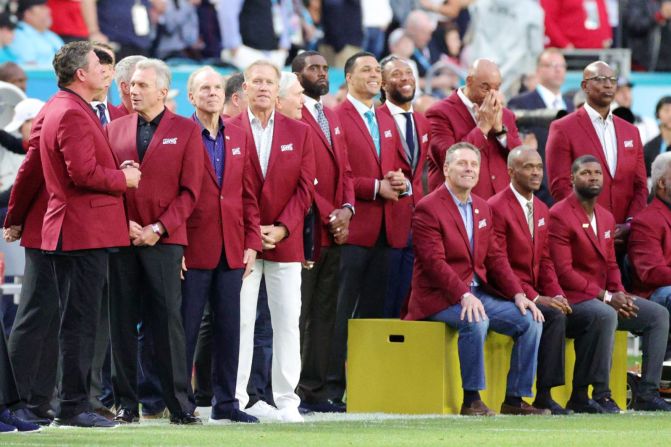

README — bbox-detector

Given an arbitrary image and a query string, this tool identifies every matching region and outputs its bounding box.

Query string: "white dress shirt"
[510,183,534,219]
[302,94,322,122]
[536,84,566,110]
[91,99,111,123]
[248,108,275,178]
[584,103,618,178]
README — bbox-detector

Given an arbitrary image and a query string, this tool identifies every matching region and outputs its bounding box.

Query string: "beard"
[576,184,602,199]
[388,86,415,105]
[303,78,329,98]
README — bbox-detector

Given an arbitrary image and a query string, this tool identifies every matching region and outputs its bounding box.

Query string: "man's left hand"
[132,223,163,247]
[261,224,288,250]
[514,293,545,322]
[614,222,631,246]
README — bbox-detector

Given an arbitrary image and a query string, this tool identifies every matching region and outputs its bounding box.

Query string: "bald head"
[507,145,541,168]
[507,146,543,196]
[582,61,612,80]
[464,59,502,105]
[581,61,616,111]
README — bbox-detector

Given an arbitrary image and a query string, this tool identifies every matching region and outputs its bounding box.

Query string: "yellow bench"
[346,319,628,414]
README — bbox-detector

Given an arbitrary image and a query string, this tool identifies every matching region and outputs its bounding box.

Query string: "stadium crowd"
[0,0,670,434]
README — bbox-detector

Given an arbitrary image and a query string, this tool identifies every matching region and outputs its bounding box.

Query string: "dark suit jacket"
[548,193,623,305]
[488,185,563,299]
[403,186,524,321]
[335,99,408,249]
[230,111,316,263]
[39,90,128,251]
[546,107,648,224]
[643,134,669,177]
[425,91,522,197]
[628,197,671,298]
[106,109,204,246]
[184,119,262,270]
[300,104,355,250]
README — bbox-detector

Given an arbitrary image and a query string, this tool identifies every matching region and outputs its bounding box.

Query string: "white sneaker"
[278,407,304,423]
[245,401,281,421]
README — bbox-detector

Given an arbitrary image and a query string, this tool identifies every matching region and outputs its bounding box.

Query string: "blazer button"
[491,175,496,180]
[220,195,224,200]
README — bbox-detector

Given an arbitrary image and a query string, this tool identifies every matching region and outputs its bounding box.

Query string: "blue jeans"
[428,286,542,397]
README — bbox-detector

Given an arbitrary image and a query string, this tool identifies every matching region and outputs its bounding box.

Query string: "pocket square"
[478,219,487,229]
[422,133,428,143]
[384,129,392,138]
[231,147,241,156]
[604,230,611,239]
[624,140,634,148]
[538,217,545,227]
[162,137,178,145]
[281,143,294,152]
[334,127,341,135]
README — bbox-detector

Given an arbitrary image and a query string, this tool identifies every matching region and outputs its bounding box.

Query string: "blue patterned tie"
[364,110,380,157]
[96,103,108,126]
[314,103,332,146]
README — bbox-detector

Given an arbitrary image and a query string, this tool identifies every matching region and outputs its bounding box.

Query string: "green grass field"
[2,413,670,447]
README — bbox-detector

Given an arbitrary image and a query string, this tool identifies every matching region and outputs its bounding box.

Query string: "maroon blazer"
[230,111,316,263]
[108,102,130,119]
[106,109,204,246]
[334,99,408,249]
[39,90,129,251]
[4,109,49,249]
[488,185,563,299]
[548,193,623,305]
[404,186,524,321]
[546,107,647,224]
[628,197,671,298]
[184,119,262,270]
[425,91,522,197]
[300,104,355,250]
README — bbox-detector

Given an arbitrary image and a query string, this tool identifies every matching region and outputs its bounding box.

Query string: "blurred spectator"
[437,23,465,67]
[219,0,295,69]
[413,92,438,113]
[0,61,26,92]
[465,0,544,99]
[390,0,419,27]
[7,0,64,65]
[540,0,612,49]
[420,0,473,25]
[222,72,245,118]
[153,0,199,61]
[624,0,671,71]
[113,55,147,115]
[644,96,671,176]
[297,0,323,51]
[47,0,88,42]
[612,77,659,145]
[320,0,363,68]
[0,12,17,63]
[361,0,392,58]
[404,10,438,77]
[387,28,420,89]
[97,0,154,59]
[196,0,221,59]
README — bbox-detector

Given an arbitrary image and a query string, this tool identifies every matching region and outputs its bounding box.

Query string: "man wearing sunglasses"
[546,61,647,252]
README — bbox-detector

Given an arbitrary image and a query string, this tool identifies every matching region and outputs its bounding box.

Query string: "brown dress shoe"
[500,401,551,415]
[460,400,496,416]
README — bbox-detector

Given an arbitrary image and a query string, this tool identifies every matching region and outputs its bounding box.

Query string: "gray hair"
[651,152,671,191]
[187,66,221,93]
[53,41,93,86]
[278,72,299,98]
[444,142,481,165]
[134,59,172,90]
[114,55,147,88]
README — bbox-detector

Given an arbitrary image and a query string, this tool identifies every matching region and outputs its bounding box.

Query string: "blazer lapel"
[140,110,174,167]
[240,112,264,180]
[345,100,379,164]
[302,105,334,157]
[570,196,606,260]
[505,188,533,241]
[265,114,284,177]
[577,108,611,178]
[449,92,477,126]
[440,188,473,260]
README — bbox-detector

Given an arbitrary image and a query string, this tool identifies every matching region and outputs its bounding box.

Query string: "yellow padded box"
[346,319,628,414]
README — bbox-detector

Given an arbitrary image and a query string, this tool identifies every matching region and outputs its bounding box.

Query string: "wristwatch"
[151,223,162,236]
[492,125,507,137]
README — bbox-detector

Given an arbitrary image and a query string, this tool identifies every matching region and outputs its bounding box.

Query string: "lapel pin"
[582,223,589,228]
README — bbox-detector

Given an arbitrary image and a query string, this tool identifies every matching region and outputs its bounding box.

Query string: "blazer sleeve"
[58,109,127,194]
[626,134,649,219]
[605,219,625,292]
[341,153,355,207]
[276,129,316,235]
[4,115,45,227]
[157,124,204,235]
[546,121,573,202]
[427,107,490,171]
[242,142,263,253]
[412,203,470,306]
[549,212,604,299]
[629,215,671,289]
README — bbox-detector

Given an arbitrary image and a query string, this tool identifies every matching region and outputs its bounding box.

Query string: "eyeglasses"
[585,76,618,84]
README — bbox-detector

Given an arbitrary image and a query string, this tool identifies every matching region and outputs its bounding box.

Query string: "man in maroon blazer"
[628,151,671,360]
[488,146,573,415]
[425,59,522,196]
[331,51,410,406]
[38,42,141,428]
[549,155,670,412]
[378,55,429,318]
[291,51,354,413]
[404,142,545,416]
[546,62,647,247]
[180,66,262,423]
[110,55,147,118]
[230,60,315,423]
[106,59,204,425]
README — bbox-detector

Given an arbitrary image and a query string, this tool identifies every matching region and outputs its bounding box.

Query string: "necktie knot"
[364,110,380,156]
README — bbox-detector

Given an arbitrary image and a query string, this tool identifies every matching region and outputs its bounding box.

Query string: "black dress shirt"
[137,109,165,162]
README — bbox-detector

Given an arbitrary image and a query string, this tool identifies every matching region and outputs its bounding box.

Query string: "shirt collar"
[138,108,165,127]
[248,108,275,128]
[91,98,108,108]
[302,94,321,112]
[192,113,224,136]
[347,93,375,117]
[584,102,613,124]
[445,183,472,206]
[457,87,476,116]
[536,84,563,108]
[385,100,413,116]
[510,183,534,211]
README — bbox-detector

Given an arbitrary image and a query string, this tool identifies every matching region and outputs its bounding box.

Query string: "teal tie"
[364,110,380,157]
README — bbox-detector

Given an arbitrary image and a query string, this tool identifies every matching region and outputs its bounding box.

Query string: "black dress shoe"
[12,408,52,425]
[170,412,202,425]
[30,405,55,421]
[300,399,346,413]
[209,409,259,424]
[566,398,605,414]
[594,396,621,414]
[533,399,574,415]
[114,408,139,424]
[53,411,118,428]
[632,396,671,412]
